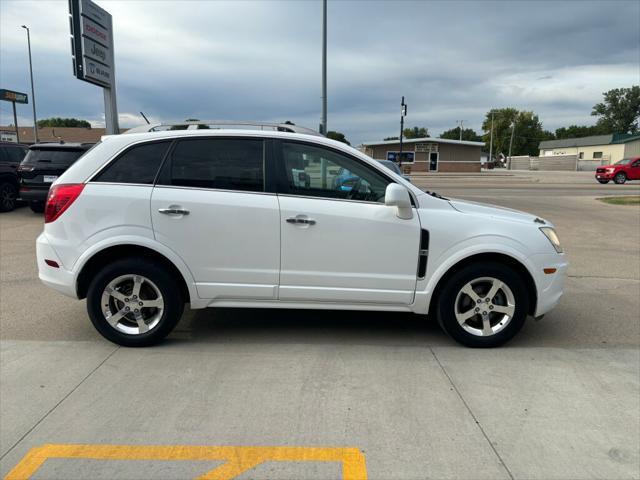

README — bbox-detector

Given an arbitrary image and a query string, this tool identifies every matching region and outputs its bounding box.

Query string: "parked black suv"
[0,142,29,212]
[18,142,94,212]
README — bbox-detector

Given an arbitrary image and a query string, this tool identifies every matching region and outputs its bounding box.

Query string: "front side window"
[94,141,170,184]
[166,138,264,192]
[280,142,391,203]
[615,158,632,165]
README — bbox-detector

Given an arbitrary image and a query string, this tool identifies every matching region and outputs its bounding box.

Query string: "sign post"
[69,0,119,134]
[0,89,29,143]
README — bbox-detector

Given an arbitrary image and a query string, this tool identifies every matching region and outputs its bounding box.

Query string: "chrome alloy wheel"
[100,274,164,335]
[454,276,516,337]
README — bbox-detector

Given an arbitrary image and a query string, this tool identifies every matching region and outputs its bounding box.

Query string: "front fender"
[413,235,539,315]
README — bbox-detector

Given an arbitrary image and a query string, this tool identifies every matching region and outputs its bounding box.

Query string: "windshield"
[615,158,633,165]
[378,160,402,175]
[22,148,87,166]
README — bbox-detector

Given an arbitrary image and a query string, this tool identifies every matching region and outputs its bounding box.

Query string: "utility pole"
[399,96,406,168]
[488,110,494,166]
[21,25,38,143]
[320,0,327,135]
[508,121,515,170]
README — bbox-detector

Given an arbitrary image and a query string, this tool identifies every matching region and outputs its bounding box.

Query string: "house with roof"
[539,133,640,164]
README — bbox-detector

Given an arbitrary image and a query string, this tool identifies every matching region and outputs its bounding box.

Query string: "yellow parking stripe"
[4,444,367,480]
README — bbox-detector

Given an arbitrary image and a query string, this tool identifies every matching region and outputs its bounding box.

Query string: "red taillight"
[44,184,85,223]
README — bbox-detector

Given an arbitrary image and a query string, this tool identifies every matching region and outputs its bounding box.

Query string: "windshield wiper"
[425,190,448,200]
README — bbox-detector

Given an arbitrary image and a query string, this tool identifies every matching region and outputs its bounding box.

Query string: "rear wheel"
[437,262,529,348]
[0,181,17,212]
[87,258,184,347]
[614,172,627,184]
[29,201,45,213]
[597,179,609,184]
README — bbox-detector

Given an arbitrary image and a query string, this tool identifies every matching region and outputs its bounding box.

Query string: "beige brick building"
[359,137,484,173]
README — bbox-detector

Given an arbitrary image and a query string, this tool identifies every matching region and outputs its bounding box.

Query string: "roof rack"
[145,120,324,137]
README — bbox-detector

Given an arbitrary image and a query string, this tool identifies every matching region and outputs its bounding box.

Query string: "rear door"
[150,137,280,301]
[275,140,421,305]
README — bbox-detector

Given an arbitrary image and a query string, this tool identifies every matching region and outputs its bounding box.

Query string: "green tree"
[591,86,640,134]
[403,126,429,139]
[440,127,482,142]
[326,130,350,145]
[554,124,608,139]
[481,108,551,157]
[383,126,429,141]
[37,117,91,128]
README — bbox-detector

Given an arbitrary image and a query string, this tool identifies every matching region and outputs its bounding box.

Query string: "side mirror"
[385,183,413,219]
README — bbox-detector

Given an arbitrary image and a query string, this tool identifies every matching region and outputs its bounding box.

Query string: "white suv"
[36,129,567,347]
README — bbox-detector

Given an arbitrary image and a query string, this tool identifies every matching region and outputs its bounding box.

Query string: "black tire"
[436,262,529,348]
[86,257,184,347]
[614,172,626,184]
[597,179,609,184]
[0,181,17,212]
[30,201,45,213]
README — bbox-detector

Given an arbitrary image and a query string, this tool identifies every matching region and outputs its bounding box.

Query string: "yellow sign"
[4,444,367,480]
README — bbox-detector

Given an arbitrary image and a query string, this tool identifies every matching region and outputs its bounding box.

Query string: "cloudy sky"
[1,0,638,145]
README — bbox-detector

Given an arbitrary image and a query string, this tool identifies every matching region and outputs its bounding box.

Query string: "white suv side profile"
[36,129,567,347]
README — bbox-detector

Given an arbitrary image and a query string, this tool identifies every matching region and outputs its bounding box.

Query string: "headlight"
[540,227,563,253]
[606,168,615,173]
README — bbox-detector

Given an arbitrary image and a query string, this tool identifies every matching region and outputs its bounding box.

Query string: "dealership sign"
[69,0,113,88]
[0,89,28,104]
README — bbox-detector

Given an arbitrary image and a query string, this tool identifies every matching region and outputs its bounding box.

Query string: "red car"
[595,157,640,184]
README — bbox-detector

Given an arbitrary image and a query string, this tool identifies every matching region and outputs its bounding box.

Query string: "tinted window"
[94,141,170,184]
[280,142,391,203]
[165,138,264,192]
[1,146,26,163]
[23,148,85,166]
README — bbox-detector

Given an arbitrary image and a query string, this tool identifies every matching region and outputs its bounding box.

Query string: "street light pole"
[399,96,406,168]
[508,121,515,170]
[320,0,327,135]
[21,25,38,143]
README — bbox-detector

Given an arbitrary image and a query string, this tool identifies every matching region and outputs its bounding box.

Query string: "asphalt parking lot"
[1,171,639,480]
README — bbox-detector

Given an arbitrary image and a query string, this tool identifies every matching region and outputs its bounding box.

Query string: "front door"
[630,159,640,180]
[276,141,421,305]
[429,152,439,171]
[151,137,280,301]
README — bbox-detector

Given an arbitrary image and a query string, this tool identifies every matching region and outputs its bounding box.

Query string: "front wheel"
[86,258,184,347]
[437,262,529,347]
[614,173,627,184]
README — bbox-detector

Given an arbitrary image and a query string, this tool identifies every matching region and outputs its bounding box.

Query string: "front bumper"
[595,172,614,180]
[529,253,568,317]
[36,232,78,298]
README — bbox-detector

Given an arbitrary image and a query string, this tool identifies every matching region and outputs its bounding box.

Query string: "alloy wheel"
[100,274,164,335]
[0,184,16,211]
[454,276,516,337]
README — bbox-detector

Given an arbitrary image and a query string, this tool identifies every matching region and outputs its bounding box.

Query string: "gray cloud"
[1,0,638,145]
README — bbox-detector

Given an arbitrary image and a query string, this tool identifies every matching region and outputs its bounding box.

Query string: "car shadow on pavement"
[164,308,454,348]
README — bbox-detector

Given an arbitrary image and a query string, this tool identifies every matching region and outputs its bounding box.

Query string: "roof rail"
[147,120,324,137]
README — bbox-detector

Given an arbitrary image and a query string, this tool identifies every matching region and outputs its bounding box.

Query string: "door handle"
[286,217,316,225]
[158,207,190,215]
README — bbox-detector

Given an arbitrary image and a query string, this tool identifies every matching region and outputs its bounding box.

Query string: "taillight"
[44,184,85,223]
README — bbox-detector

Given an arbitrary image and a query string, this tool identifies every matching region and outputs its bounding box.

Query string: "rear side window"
[23,148,85,166]
[162,138,264,192]
[94,141,170,184]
